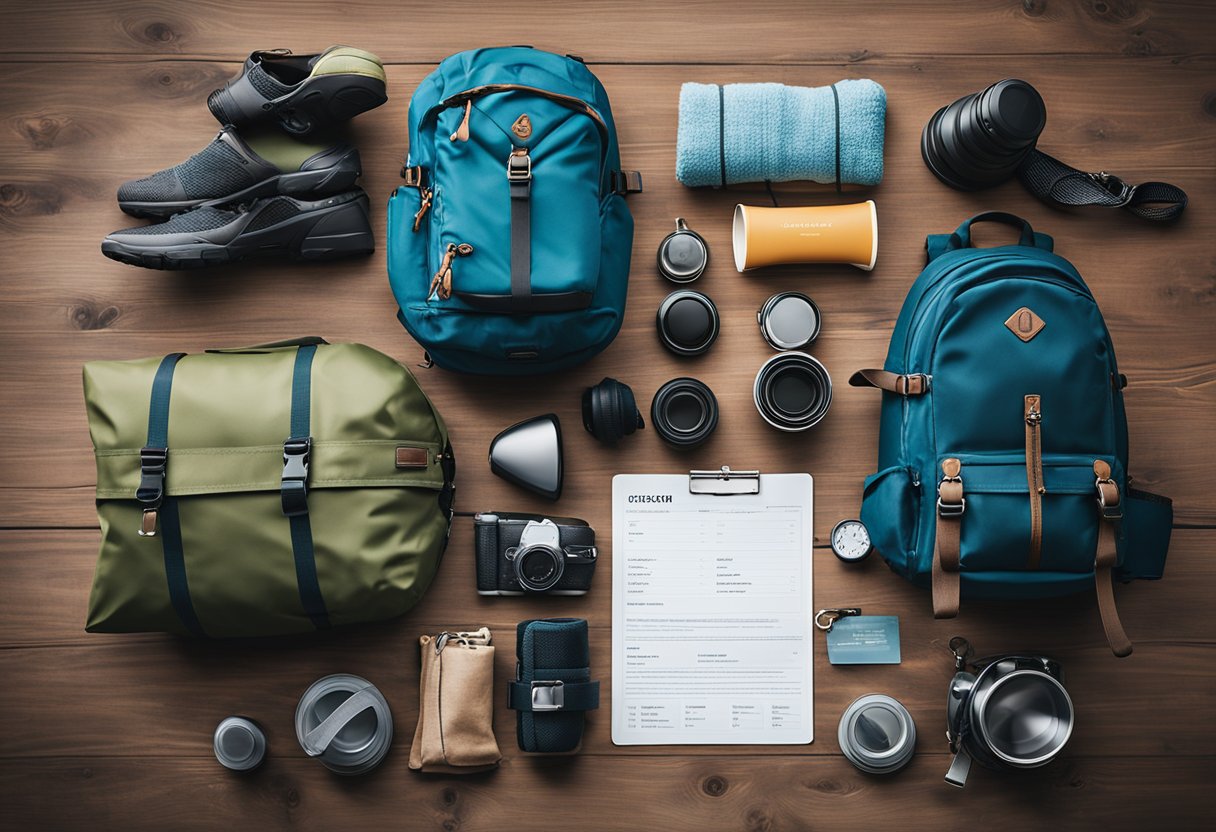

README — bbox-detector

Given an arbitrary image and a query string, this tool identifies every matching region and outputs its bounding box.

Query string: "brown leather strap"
[849,369,931,396]
[1094,459,1133,657]
[933,458,963,618]
[1095,520,1133,657]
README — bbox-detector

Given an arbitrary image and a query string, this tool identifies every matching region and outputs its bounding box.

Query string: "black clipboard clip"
[689,466,761,496]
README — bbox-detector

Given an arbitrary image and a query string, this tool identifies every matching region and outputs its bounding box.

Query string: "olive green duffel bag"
[82,337,454,637]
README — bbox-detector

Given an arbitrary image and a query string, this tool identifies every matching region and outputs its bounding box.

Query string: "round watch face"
[831,520,872,562]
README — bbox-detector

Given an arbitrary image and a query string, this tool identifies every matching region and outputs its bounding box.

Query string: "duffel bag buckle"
[136,446,168,537]
[281,437,312,517]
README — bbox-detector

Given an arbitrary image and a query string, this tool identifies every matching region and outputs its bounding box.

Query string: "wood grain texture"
[1,1,1214,829]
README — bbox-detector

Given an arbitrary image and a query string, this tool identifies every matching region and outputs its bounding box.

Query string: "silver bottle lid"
[757,292,821,351]
[838,694,916,775]
[213,716,267,772]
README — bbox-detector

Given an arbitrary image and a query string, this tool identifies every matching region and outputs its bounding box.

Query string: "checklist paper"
[611,473,813,745]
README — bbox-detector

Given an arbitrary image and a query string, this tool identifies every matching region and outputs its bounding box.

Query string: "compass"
[831,519,873,563]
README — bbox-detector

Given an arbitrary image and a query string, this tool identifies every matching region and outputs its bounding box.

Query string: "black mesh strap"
[1017,149,1187,222]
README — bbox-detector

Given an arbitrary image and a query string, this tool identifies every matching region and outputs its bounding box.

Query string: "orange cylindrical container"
[732,200,878,272]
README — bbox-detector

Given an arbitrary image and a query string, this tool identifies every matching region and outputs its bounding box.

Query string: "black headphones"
[581,377,644,444]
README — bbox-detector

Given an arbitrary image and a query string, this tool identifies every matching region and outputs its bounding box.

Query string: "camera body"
[474,512,597,595]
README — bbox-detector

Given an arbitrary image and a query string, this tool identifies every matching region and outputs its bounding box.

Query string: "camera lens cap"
[657,290,719,356]
[758,292,821,351]
[582,377,644,444]
[979,79,1046,145]
[657,218,709,283]
[651,378,719,448]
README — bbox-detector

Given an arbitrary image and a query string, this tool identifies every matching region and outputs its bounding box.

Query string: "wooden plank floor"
[1,2,1214,829]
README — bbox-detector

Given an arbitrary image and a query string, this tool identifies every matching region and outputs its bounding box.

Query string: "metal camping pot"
[944,637,1074,788]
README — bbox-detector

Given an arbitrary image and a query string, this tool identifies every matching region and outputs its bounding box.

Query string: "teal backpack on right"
[852,212,1173,657]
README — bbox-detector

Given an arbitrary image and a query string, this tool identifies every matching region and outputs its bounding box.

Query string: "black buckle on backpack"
[136,447,168,506]
[610,169,644,195]
[1088,171,1134,208]
[281,437,312,517]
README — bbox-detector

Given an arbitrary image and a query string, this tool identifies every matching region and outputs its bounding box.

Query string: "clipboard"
[611,467,813,745]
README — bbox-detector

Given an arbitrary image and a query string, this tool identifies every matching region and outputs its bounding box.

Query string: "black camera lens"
[753,352,832,432]
[651,377,719,448]
[514,545,565,592]
[657,290,719,356]
[657,218,708,283]
[921,79,1046,191]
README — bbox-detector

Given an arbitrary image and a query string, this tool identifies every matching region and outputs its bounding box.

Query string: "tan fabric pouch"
[409,627,502,773]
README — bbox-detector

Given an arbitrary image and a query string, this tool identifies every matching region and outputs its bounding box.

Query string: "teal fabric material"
[387,47,634,375]
[860,212,1171,600]
[675,80,886,187]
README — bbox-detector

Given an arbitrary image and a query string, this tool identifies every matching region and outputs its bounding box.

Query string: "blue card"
[825,616,901,665]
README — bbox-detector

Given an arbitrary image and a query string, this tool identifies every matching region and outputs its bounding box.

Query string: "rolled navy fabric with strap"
[509,618,599,753]
[676,80,887,189]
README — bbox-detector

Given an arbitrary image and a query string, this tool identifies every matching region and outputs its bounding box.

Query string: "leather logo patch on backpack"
[1005,307,1046,342]
[511,114,532,139]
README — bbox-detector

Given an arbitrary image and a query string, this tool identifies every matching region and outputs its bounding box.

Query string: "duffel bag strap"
[280,344,330,630]
[849,369,931,396]
[1094,460,1133,657]
[139,352,206,637]
[609,169,644,195]
[933,458,964,618]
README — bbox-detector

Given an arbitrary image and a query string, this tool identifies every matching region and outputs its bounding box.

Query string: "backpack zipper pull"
[428,242,475,301]
[450,100,472,142]
[412,187,432,232]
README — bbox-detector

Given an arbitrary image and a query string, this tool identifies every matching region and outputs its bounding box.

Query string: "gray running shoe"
[117,126,361,219]
[102,189,374,270]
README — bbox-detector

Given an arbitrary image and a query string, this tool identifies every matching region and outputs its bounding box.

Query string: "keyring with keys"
[815,607,862,633]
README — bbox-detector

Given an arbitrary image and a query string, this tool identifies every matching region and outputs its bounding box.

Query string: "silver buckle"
[507,150,532,181]
[531,680,564,711]
[1096,476,1123,520]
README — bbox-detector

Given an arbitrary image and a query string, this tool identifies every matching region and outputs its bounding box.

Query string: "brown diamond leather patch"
[1005,307,1046,342]
[512,114,532,139]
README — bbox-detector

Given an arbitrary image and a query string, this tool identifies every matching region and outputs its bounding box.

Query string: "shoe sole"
[118,147,362,220]
[102,195,375,270]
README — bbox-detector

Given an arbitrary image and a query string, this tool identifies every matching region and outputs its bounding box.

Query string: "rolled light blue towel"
[676,80,887,188]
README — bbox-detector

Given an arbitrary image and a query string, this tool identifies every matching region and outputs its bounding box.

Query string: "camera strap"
[1017,149,1187,222]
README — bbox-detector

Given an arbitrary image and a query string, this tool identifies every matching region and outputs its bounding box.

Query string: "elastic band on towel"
[718,84,727,189]
[830,83,842,193]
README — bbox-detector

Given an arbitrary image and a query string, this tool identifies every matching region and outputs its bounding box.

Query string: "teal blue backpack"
[852,212,1172,656]
[387,47,641,374]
